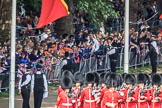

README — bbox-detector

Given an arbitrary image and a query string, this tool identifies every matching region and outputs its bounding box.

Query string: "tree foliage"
[17,0,41,16]
[75,0,118,28]
[0,0,11,42]
[17,0,118,28]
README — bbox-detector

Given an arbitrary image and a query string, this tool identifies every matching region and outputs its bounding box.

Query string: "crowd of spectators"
[0,0,162,79]
[0,20,162,74]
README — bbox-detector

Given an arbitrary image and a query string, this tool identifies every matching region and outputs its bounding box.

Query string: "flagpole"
[9,0,16,108]
[124,0,129,73]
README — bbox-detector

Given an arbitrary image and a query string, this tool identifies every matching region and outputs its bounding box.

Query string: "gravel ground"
[0,89,57,108]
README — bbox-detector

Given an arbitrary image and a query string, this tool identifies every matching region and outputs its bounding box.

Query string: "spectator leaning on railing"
[0,12,161,89]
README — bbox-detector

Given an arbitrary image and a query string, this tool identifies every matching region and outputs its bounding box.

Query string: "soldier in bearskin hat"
[159,74,162,108]
[100,73,110,108]
[99,72,107,90]
[55,76,73,108]
[136,73,150,108]
[93,72,100,89]
[124,74,137,108]
[57,70,73,96]
[92,72,100,108]
[150,74,162,108]
[71,71,83,108]
[117,74,125,108]
[102,73,122,108]
[99,72,108,100]
[99,72,109,108]
[120,73,127,89]
[78,72,96,108]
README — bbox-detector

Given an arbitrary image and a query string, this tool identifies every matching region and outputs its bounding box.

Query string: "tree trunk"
[55,0,74,36]
[0,0,11,43]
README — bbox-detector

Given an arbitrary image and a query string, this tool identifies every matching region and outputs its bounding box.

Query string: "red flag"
[37,0,69,28]
[160,14,162,19]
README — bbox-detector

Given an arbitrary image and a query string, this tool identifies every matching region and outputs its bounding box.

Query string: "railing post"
[124,0,130,73]
[119,48,123,70]
[89,56,92,72]
[135,54,138,69]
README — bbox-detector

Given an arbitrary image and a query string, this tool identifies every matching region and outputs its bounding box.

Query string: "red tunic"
[78,87,96,108]
[100,88,109,108]
[100,88,109,101]
[71,87,81,108]
[137,87,150,108]
[55,91,73,108]
[146,88,152,106]
[93,87,101,108]
[102,89,121,108]
[118,89,127,108]
[58,86,64,95]
[125,88,138,108]
[150,88,162,108]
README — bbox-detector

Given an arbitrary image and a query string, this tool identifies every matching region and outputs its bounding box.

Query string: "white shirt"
[60,57,70,69]
[40,33,48,42]
[31,71,48,92]
[92,38,99,52]
[151,41,159,54]
[107,48,116,55]
[0,54,5,59]
[140,25,150,30]
[18,72,31,90]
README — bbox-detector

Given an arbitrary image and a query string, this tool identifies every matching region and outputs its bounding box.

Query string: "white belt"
[85,100,96,103]
[138,100,146,102]
[62,103,73,106]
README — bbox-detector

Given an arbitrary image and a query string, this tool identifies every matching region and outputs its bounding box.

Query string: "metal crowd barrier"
[51,46,162,80]
[105,18,161,33]
[0,47,162,91]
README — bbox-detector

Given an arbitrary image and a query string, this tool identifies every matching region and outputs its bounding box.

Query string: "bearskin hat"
[61,70,73,79]
[104,72,110,83]
[152,74,161,85]
[73,71,83,83]
[124,74,136,84]
[137,73,146,84]
[144,73,151,85]
[106,73,118,88]
[160,74,162,84]
[93,72,100,85]
[121,73,127,82]
[85,72,95,84]
[130,74,136,84]
[100,72,106,83]
[61,76,73,89]
[121,73,127,79]
[117,74,123,87]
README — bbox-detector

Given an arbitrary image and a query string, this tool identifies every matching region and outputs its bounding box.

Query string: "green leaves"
[17,0,41,15]
[17,0,118,28]
[75,0,118,28]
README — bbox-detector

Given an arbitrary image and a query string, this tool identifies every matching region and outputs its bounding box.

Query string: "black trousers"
[149,52,157,74]
[21,89,30,108]
[110,59,117,73]
[34,89,44,108]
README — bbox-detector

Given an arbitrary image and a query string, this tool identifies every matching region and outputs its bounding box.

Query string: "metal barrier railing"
[105,17,161,33]
[49,46,162,80]
[0,47,162,91]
